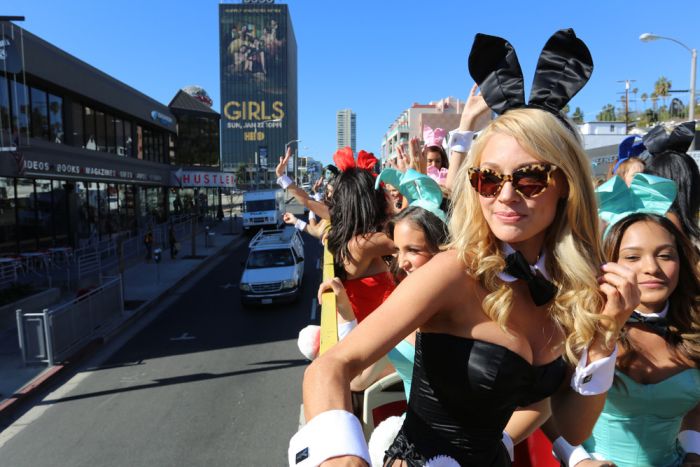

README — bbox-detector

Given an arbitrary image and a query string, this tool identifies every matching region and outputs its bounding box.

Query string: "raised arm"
[445,83,491,191]
[276,147,330,219]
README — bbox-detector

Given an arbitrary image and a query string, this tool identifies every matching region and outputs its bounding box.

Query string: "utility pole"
[617,79,636,134]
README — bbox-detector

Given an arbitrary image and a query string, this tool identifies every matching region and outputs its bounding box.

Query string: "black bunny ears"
[643,121,696,156]
[468,29,593,122]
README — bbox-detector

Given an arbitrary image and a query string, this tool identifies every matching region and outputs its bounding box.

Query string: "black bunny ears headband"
[468,29,593,130]
[643,121,695,157]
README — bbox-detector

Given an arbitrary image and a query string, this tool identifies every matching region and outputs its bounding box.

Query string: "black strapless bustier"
[385,332,567,466]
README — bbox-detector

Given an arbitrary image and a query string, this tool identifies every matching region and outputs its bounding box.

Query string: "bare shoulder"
[425,250,472,280]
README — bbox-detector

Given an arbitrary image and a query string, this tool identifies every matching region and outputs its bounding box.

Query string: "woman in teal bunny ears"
[546,173,700,467]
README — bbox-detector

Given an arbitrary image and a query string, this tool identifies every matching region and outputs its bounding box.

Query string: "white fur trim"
[570,345,618,395]
[368,415,404,466]
[277,174,293,189]
[288,410,370,466]
[552,436,591,466]
[679,430,700,455]
[297,325,320,361]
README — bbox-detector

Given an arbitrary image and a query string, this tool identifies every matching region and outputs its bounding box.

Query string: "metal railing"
[16,275,124,365]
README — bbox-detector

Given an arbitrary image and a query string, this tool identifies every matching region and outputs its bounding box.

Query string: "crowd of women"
[277,29,700,467]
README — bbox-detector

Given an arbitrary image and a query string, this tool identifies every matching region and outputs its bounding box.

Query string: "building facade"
[218,1,298,174]
[336,109,356,153]
[380,97,465,163]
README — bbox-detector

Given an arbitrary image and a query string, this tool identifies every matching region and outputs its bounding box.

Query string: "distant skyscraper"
[336,109,356,153]
[219,1,298,172]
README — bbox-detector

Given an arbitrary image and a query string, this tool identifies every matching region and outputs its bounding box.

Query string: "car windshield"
[246,249,294,269]
[246,200,276,212]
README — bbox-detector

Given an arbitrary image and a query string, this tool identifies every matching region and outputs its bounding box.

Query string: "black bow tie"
[627,311,668,337]
[504,251,558,306]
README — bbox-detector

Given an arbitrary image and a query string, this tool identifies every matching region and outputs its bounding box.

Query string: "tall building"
[219,1,298,183]
[336,109,356,153]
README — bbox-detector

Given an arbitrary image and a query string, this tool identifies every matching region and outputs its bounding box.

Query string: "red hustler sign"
[175,171,237,188]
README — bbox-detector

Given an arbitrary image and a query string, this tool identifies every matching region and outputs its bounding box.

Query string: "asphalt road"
[0,230,322,467]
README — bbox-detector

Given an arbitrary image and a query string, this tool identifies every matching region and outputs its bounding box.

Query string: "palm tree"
[641,92,648,108]
[632,87,639,113]
[572,107,584,124]
[654,76,672,108]
[650,92,659,111]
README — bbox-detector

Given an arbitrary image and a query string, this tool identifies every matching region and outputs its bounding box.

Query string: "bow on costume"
[375,168,446,222]
[332,147,378,173]
[596,172,677,236]
[643,121,695,156]
[468,29,593,127]
[613,135,646,173]
[423,126,447,148]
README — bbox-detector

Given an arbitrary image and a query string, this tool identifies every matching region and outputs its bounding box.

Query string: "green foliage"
[596,104,617,121]
[572,107,584,124]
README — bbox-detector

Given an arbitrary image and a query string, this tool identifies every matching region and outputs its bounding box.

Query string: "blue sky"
[5,0,699,165]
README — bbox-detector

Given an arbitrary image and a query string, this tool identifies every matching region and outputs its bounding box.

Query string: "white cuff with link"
[294,219,308,232]
[337,319,357,341]
[288,410,370,466]
[448,130,475,153]
[277,174,293,189]
[679,430,700,455]
[552,436,591,466]
[570,344,618,395]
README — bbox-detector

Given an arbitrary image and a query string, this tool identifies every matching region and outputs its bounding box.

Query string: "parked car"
[239,227,305,306]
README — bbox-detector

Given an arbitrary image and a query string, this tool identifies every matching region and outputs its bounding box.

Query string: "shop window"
[48,94,64,144]
[114,116,125,156]
[75,181,93,240]
[84,107,96,150]
[16,178,37,252]
[10,79,29,145]
[71,102,84,148]
[0,177,17,255]
[30,87,49,141]
[124,120,133,157]
[35,179,53,248]
[0,76,10,148]
[52,180,69,247]
[95,110,106,152]
[105,113,116,154]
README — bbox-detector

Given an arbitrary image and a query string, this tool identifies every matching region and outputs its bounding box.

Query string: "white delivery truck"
[241,189,285,232]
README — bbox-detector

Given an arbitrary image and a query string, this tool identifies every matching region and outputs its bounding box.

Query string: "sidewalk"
[0,218,247,416]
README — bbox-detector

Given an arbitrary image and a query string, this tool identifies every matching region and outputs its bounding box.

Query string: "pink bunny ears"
[423,126,447,148]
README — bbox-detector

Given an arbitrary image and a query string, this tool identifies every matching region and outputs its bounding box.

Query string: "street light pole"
[640,33,697,148]
[284,138,301,184]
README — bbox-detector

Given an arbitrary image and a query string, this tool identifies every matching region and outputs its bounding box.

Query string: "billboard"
[219,3,297,172]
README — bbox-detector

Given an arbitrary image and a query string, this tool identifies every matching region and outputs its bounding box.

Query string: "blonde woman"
[289,30,639,466]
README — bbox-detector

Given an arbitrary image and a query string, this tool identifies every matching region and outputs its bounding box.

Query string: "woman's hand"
[317,277,355,322]
[276,146,292,178]
[283,212,298,225]
[598,262,640,330]
[408,137,425,173]
[459,83,491,131]
[395,142,410,173]
[312,176,324,194]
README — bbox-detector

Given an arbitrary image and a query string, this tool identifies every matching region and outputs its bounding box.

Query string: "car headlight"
[240,282,251,292]
[281,279,297,289]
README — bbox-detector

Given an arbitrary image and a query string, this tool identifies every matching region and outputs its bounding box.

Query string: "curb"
[0,232,245,421]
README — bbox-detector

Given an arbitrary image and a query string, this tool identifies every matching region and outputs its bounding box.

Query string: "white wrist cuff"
[294,219,308,231]
[337,319,357,341]
[313,192,323,202]
[288,410,370,466]
[570,344,618,395]
[679,430,700,455]
[448,130,475,153]
[309,211,316,221]
[501,431,514,462]
[552,436,591,466]
[277,174,293,189]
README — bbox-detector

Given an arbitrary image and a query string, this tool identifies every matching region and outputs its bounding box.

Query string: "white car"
[239,227,305,305]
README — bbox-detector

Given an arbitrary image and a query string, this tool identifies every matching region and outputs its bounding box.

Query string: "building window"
[136,125,143,159]
[124,120,133,157]
[71,102,84,147]
[84,106,96,150]
[48,94,64,144]
[0,177,16,254]
[10,79,30,144]
[105,113,116,154]
[95,110,106,152]
[30,87,49,141]
[114,116,125,156]
[0,76,11,148]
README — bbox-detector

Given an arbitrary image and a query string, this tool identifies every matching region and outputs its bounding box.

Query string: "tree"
[596,104,617,121]
[650,92,659,111]
[632,87,639,112]
[641,92,648,107]
[654,76,672,107]
[572,107,584,124]
[562,104,570,116]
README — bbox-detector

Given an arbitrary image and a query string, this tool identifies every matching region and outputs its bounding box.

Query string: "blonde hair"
[448,108,612,364]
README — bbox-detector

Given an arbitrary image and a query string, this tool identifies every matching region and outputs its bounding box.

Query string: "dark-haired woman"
[550,213,700,467]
